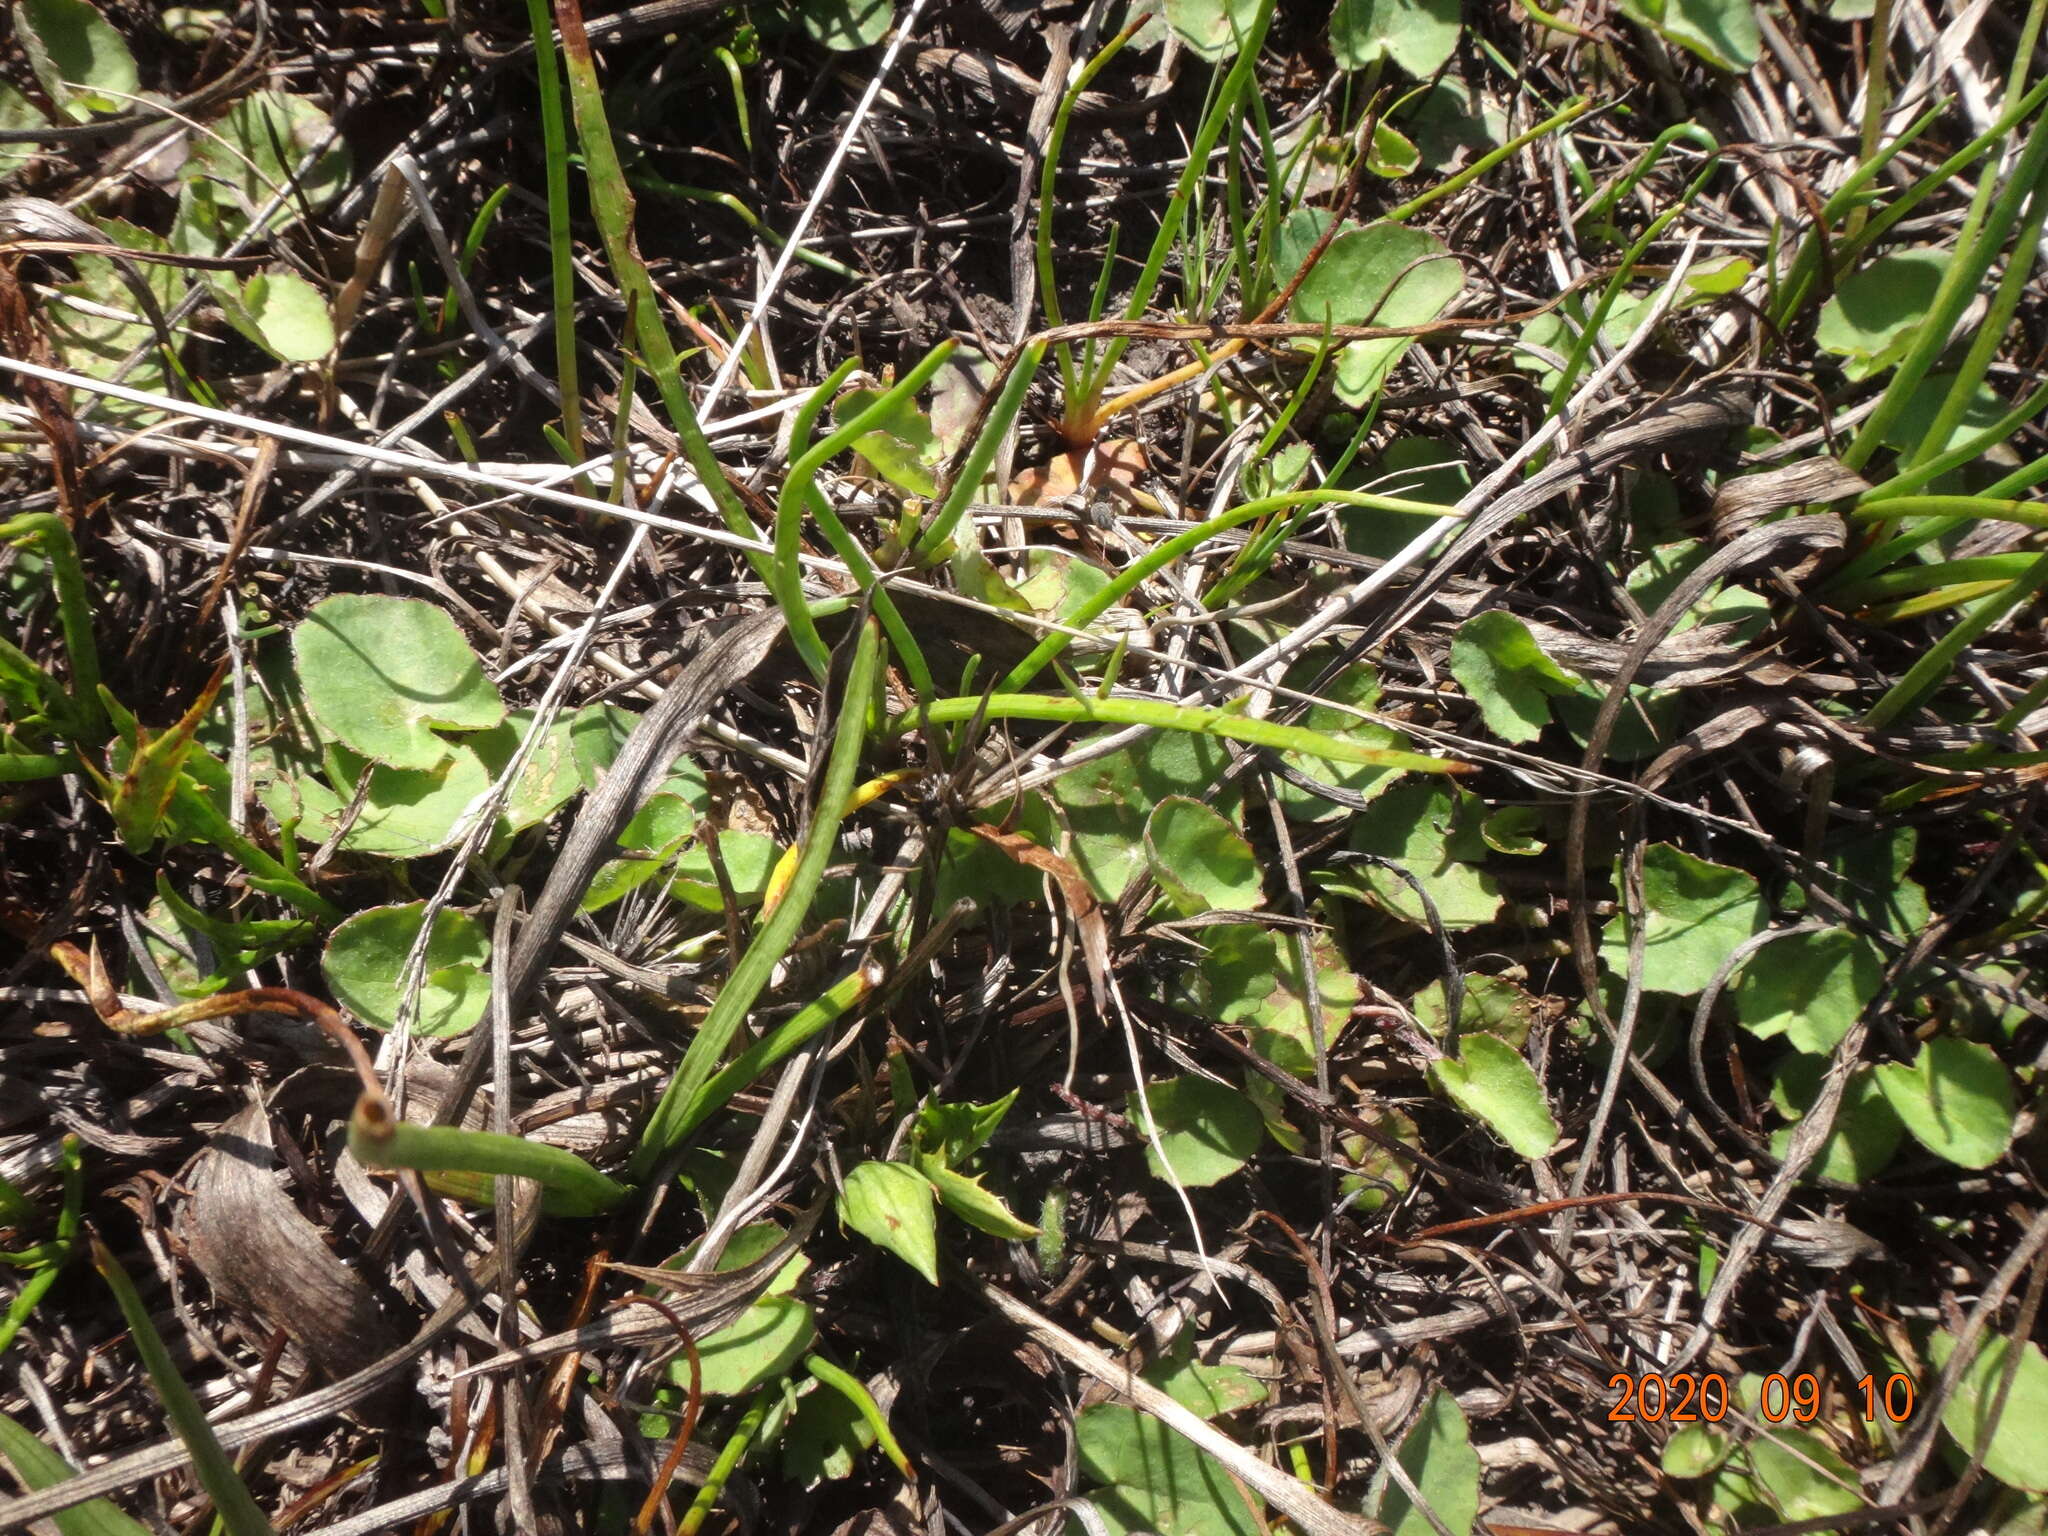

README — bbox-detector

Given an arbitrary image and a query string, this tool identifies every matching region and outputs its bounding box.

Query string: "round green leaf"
[271,744,494,857]
[1873,1037,2015,1169]
[1428,1033,1560,1159]
[323,901,491,1036]
[470,708,587,833]
[293,594,503,769]
[797,0,892,50]
[1127,1076,1264,1189]
[236,270,334,362]
[1145,797,1262,916]
[1816,249,1946,381]
[1928,1327,2048,1492]
[1598,842,1766,996]
[676,1296,816,1398]
[1162,0,1262,59]
[16,0,138,118]
[1732,929,1883,1053]
[1378,1390,1479,1536]
[1329,0,1462,76]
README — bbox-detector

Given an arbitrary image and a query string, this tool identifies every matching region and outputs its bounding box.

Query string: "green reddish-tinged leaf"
[838,1161,940,1285]
[1161,0,1263,60]
[1127,1076,1263,1188]
[1411,973,1536,1049]
[1075,1403,1260,1536]
[797,0,893,50]
[1927,1328,2048,1492]
[1146,798,1262,916]
[109,669,224,853]
[1873,1037,2015,1169]
[920,1164,1038,1239]
[1598,843,1767,996]
[0,1412,153,1536]
[675,1295,816,1397]
[1334,780,1504,928]
[1375,1390,1480,1536]
[16,0,137,118]
[1732,929,1884,1052]
[1197,922,1361,1075]
[1770,1059,1902,1183]
[1816,249,1947,381]
[1428,1034,1559,1159]
[1284,215,1464,404]
[1450,610,1581,744]
[1329,0,1463,76]
[293,595,503,769]
[322,902,492,1036]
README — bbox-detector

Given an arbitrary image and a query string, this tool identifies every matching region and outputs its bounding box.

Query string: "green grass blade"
[671,963,878,1145]
[0,1414,152,1536]
[632,618,885,1179]
[523,0,587,472]
[893,692,1466,772]
[92,1237,276,1536]
[348,1098,631,1216]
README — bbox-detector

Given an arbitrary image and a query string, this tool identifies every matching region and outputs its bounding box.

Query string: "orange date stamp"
[1605,1371,1916,1425]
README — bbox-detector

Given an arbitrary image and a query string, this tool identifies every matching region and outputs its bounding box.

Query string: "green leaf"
[231,270,334,362]
[469,708,587,833]
[1731,929,1883,1053]
[1598,843,1766,996]
[1339,1105,1418,1213]
[1662,1424,1733,1479]
[1428,1034,1559,1159]
[1816,249,1947,382]
[189,90,351,238]
[1272,660,1413,823]
[1376,1389,1480,1536]
[1449,611,1581,744]
[1336,780,1503,928]
[1928,1328,2048,1491]
[1143,1341,1268,1421]
[1162,0,1264,60]
[1366,119,1421,178]
[263,744,494,858]
[107,668,221,853]
[1286,217,1464,404]
[835,387,940,496]
[1047,733,1236,903]
[797,0,893,50]
[1746,1422,1862,1521]
[1146,797,1263,916]
[1127,1076,1264,1188]
[0,1412,153,1536]
[838,1161,940,1285]
[1329,0,1463,77]
[1618,0,1761,69]
[0,84,47,173]
[666,827,778,911]
[1769,1059,1902,1184]
[1872,1037,2015,1169]
[912,1091,1019,1167]
[1196,922,1361,1076]
[293,594,503,769]
[16,0,138,119]
[322,902,492,1036]
[921,1164,1039,1240]
[781,1381,877,1487]
[1410,973,1536,1049]
[677,1295,816,1397]
[1075,1403,1260,1536]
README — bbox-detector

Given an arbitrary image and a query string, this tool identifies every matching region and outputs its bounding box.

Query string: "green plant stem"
[524,0,586,473]
[94,1237,277,1536]
[1387,96,1594,226]
[805,1355,914,1480]
[773,343,956,689]
[1,515,104,742]
[892,692,1465,772]
[678,1390,769,1536]
[348,1100,630,1217]
[632,620,884,1179]
[552,0,761,567]
[670,964,877,1144]
[996,486,1456,694]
